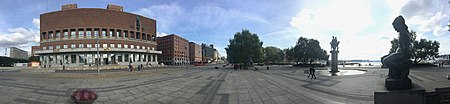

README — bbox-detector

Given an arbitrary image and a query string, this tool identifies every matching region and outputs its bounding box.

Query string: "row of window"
[42,43,155,50]
[41,54,157,64]
[41,28,156,41]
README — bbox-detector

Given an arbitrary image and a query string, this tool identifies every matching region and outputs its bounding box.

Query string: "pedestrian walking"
[128,63,133,72]
[140,64,144,71]
[308,66,317,79]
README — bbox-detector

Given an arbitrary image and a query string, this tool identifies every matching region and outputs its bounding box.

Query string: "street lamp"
[96,34,100,75]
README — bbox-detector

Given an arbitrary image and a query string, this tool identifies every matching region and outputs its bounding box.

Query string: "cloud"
[135,3,185,32]
[288,0,385,60]
[32,18,40,29]
[0,18,40,52]
[135,3,268,33]
[157,32,169,37]
[399,0,450,36]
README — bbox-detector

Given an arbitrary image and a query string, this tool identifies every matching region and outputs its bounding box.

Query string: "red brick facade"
[157,34,189,65]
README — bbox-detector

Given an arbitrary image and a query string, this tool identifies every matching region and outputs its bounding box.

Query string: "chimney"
[107,4,123,11]
[61,4,77,10]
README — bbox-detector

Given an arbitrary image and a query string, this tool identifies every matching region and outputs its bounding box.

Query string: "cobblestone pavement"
[0,65,449,104]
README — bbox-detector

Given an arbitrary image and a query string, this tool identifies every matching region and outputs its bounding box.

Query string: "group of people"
[128,63,144,72]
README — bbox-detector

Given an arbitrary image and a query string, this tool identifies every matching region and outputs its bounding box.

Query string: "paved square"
[0,65,449,104]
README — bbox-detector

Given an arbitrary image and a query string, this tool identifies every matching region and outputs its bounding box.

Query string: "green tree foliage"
[263,46,285,63]
[285,37,329,64]
[28,56,40,62]
[387,30,440,64]
[225,29,264,64]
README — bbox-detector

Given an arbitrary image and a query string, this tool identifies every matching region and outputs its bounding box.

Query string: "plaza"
[0,65,448,104]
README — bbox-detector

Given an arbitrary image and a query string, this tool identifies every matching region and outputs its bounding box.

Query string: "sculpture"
[329,36,340,73]
[382,15,412,90]
[330,36,340,51]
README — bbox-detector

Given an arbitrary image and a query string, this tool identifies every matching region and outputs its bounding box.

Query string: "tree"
[29,56,40,62]
[286,37,329,64]
[263,46,285,63]
[225,29,264,64]
[387,30,440,64]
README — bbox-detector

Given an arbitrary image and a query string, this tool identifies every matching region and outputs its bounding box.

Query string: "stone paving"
[0,65,449,104]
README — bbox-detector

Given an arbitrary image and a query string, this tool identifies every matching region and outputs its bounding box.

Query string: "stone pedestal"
[375,84,425,104]
[385,77,412,90]
[330,50,339,73]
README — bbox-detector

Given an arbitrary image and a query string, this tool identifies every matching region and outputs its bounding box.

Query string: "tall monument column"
[330,36,340,73]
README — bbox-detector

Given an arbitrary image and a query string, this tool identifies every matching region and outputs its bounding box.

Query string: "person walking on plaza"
[128,63,133,72]
[308,66,317,79]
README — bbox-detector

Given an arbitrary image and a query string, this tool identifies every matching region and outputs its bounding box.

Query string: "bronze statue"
[330,36,340,51]
[382,15,412,90]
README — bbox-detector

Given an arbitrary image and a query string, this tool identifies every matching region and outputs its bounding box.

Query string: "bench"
[435,87,450,104]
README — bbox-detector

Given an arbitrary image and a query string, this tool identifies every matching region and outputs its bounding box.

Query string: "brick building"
[189,42,202,64]
[34,4,161,68]
[157,34,189,65]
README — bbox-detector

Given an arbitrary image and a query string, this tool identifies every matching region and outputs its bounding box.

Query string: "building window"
[43,46,47,50]
[110,44,115,48]
[118,54,123,62]
[71,31,76,38]
[110,29,115,37]
[118,44,122,48]
[49,33,53,39]
[78,30,84,37]
[130,32,135,39]
[79,54,85,64]
[136,33,140,40]
[63,44,68,49]
[124,54,129,62]
[117,31,122,37]
[131,45,134,49]
[49,45,53,50]
[94,29,99,37]
[71,55,76,63]
[124,31,128,38]
[63,31,68,38]
[56,45,60,49]
[142,46,146,49]
[137,46,140,49]
[86,30,92,37]
[124,44,128,48]
[87,44,92,48]
[56,31,60,38]
[79,44,84,48]
[42,33,46,39]
[102,30,106,37]
[71,44,76,48]
[103,44,107,48]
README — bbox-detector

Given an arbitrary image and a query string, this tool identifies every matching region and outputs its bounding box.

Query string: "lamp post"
[96,35,100,76]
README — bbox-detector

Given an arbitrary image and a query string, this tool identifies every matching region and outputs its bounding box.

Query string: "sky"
[0,0,449,60]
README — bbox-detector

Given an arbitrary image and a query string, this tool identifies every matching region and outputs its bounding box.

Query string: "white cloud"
[399,0,450,36]
[0,19,40,54]
[135,3,185,32]
[157,32,169,37]
[135,3,268,32]
[32,18,40,29]
[289,0,385,60]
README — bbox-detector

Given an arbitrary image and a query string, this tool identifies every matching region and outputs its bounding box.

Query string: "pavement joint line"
[253,70,322,103]
[14,98,49,104]
[266,70,373,101]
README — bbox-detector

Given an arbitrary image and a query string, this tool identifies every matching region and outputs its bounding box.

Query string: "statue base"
[385,77,412,90]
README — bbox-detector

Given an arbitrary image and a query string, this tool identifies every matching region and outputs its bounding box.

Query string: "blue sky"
[0,0,449,60]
